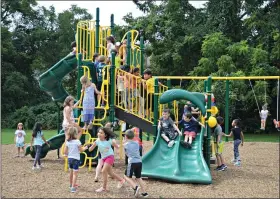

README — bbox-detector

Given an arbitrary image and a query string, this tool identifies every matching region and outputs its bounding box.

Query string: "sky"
[37,1,207,26]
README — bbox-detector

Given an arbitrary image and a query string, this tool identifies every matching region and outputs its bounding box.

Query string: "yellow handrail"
[154,76,280,80]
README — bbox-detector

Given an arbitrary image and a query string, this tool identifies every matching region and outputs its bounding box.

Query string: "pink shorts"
[102,155,114,165]
[184,131,196,138]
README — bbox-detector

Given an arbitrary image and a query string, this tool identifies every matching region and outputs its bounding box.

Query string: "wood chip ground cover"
[1,141,279,198]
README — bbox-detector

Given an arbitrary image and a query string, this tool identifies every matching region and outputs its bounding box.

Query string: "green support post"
[153,78,159,144]
[140,36,144,75]
[110,14,114,36]
[167,79,172,108]
[109,52,116,123]
[95,7,100,53]
[225,79,230,142]
[206,76,212,168]
[126,32,131,67]
[203,79,207,160]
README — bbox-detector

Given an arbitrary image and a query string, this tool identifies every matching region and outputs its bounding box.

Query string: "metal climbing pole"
[225,79,230,142]
[206,76,212,168]
[153,78,159,144]
[95,7,100,53]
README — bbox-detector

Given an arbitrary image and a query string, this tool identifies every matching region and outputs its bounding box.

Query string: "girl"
[62,96,82,141]
[89,127,125,192]
[14,122,26,157]
[260,104,269,130]
[80,75,101,130]
[94,122,114,182]
[106,35,116,63]
[63,126,88,193]
[30,122,50,170]
[223,119,244,166]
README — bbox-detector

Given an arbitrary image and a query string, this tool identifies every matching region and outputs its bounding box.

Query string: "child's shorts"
[184,131,196,138]
[261,117,267,120]
[161,129,178,140]
[214,141,225,155]
[102,155,114,165]
[125,162,142,178]
[68,158,80,171]
[16,142,24,147]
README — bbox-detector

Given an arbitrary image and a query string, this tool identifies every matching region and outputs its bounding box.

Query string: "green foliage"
[2,102,63,130]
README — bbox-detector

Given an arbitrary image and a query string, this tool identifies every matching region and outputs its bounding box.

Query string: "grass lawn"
[1,129,59,145]
[2,129,279,144]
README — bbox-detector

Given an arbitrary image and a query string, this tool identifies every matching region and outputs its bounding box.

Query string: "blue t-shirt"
[95,138,114,159]
[33,131,44,146]
[96,62,106,82]
[124,140,142,164]
[179,119,199,132]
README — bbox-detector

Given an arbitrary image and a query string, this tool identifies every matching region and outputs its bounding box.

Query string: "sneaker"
[38,164,44,168]
[70,187,77,193]
[94,178,98,182]
[234,161,241,167]
[117,179,125,189]
[231,159,237,163]
[221,164,228,169]
[141,193,149,198]
[36,165,41,170]
[216,166,224,171]
[134,186,140,197]
[168,140,175,148]
[32,166,36,170]
[96,187,107,192]
[187,142,192,149]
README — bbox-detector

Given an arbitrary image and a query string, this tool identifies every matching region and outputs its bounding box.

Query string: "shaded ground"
[1,141,279,198]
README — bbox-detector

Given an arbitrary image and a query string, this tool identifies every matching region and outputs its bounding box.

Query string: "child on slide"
[179,112,205,149]
[158,109,182,148]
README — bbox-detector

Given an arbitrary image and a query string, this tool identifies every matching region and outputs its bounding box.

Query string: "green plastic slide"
[141,89,212,184]
[39,53,77,102]
[25,130,65,158]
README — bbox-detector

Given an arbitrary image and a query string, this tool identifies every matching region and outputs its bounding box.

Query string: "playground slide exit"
[141,89,212,184]
[39,53,77,103]
[25,131,65,158]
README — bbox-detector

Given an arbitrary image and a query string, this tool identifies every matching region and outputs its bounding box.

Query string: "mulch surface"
[1,141,279,198]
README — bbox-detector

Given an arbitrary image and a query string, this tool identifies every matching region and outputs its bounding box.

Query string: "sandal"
[94,178,98,182]
[95,187,107,192]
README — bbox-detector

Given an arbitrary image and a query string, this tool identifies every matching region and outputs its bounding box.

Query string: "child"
[273,119,280,131]
[63,126,88,193]
[96,55,106,106]
[94,122,114,182]
[182,101,200,119]
[223,119,244,166]
[89,127,125,192]
[106,35,116,63]
[62,96,82,141]
[14,122,26,157]
[179,112,205,149]
[80,75,102,130]
[158,109,182,148]
[70,41,76,55]
[212,116,227,171]
[260,105,269,130]
[123,129,149,198]
[125,126,143,165]
[30,122,50,170]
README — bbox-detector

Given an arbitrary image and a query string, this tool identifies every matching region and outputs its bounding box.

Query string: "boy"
[213,116,227,171]
[260,105,269,130]
[179,112,205,149]
[124,129,149,198]
[158,109,182,148]
[96,55,106,106]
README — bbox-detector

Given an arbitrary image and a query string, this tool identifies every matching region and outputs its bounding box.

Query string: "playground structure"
[24,7,280,184]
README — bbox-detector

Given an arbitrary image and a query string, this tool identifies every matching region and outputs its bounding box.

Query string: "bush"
[2,102,63,130]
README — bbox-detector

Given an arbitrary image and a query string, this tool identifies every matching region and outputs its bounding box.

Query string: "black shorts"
[125,162,142,178]
[161,129,178,140]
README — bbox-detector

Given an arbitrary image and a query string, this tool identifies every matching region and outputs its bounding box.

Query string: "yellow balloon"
[208,116,217,128]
